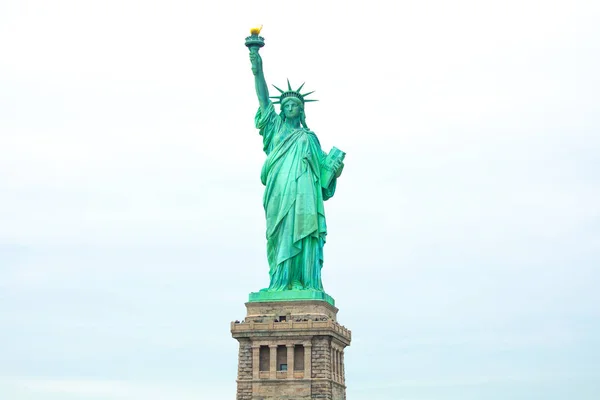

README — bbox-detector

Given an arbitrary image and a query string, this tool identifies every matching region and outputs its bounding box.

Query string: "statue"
[245,27,345,304]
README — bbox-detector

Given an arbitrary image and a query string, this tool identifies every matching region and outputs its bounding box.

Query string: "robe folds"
[255,102,337,291]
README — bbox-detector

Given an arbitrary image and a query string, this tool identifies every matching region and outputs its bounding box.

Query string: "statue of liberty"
[246,28,345,302]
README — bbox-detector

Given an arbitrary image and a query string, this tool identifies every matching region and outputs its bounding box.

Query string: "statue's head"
[271,80,317,129]
[281,96,304,121]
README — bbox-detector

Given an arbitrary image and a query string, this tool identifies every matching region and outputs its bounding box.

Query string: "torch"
[245,25,265,54]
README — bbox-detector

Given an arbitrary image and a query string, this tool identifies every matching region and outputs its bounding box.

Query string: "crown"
[270,79,318,105]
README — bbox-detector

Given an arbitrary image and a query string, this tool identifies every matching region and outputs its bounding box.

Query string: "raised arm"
[250,51,269,112]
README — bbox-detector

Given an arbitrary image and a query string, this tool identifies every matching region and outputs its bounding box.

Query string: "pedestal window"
[259,345,269,372]
[277,345,287,371]
[294,345,305,371]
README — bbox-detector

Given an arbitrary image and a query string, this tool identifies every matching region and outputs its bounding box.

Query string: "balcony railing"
[231,319,351,340]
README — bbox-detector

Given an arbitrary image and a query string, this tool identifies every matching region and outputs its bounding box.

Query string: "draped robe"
[255,102,337,291]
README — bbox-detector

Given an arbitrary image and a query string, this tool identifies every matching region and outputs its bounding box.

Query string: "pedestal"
[231,300,351,400]
[248,290,336,306]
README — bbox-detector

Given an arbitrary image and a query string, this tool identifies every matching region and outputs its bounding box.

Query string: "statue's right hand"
[249,51,262,75]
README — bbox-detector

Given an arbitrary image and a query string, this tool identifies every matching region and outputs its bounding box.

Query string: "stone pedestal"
[231,300,351,400]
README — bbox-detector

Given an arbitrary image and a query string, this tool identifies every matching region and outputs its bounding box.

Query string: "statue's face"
[282,99,302,119]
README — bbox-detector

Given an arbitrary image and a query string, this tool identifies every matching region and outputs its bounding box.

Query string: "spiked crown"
[270,79,318,105]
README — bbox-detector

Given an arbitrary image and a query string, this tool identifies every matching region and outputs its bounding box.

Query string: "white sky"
[1,1,599,399]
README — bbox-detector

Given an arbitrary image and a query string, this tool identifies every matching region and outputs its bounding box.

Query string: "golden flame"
[250,25,263,35]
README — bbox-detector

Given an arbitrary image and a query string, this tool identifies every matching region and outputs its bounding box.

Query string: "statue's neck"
[284,118,301,129]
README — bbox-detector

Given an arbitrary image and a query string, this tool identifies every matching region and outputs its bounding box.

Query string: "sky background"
[1,1,599,399]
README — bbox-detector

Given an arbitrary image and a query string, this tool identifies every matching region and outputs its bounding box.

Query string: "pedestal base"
[248,290,335,306]
[232,299,351,400]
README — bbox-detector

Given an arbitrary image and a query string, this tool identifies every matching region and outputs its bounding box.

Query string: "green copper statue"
[245,28,345,304]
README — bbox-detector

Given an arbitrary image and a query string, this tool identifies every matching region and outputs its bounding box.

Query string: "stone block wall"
[236,338,252,400]
[311,336,332,399]
[332,382,346,400]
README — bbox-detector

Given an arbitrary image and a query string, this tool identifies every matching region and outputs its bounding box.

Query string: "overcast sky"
[1,1,599,399]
